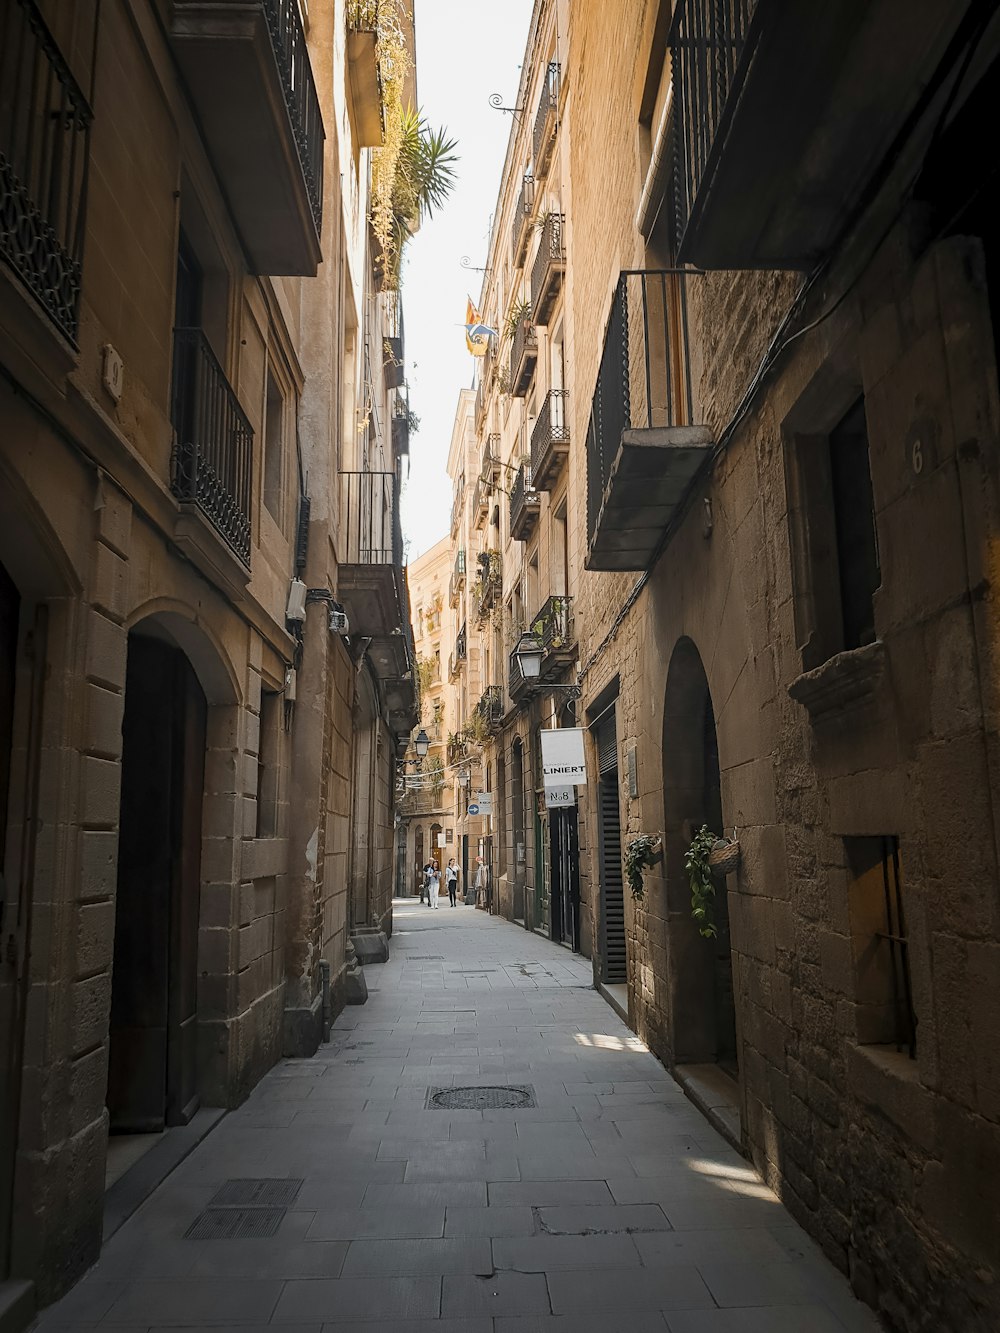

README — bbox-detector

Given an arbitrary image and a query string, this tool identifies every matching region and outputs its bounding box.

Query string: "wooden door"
[0,562,21,1274]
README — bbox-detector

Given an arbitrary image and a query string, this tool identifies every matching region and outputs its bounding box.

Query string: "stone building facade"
[449,0,1000,1327]
[0,0,417,1321]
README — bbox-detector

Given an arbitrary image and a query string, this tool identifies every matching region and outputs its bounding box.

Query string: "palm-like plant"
[375,107,458,288]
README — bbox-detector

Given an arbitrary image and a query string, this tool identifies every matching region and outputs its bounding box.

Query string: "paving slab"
[35,900,880,1333]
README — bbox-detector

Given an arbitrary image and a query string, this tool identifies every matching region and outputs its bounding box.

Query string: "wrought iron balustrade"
[483,432,501,480]
[530,389,570,488]
[339,469,403,567]
[510,173,535,267]
[171,328,254,563]
[586,270,693,545]
[0,0,93,342]
[669,0,756,250]
[392,396,410,454]
[509,316,537,397]
[263,0,324,232]
[477,685,503,730]
[510,464,540,541]
[531,211,565,323]
[532,61,561,176]
[531,594,574,659]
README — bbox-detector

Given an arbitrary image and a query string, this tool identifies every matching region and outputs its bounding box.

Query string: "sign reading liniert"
[540,728,587,786]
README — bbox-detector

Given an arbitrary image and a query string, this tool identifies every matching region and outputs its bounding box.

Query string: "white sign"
[540,727,587,786]
[437,833,446,848]
[475,791,494,816]
[544,785,576,808]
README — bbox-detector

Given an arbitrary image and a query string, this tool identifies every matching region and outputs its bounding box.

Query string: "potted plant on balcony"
[505,298,532,343]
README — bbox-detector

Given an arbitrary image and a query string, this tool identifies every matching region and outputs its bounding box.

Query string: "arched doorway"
[108,626,208,1131]
[662,638,737,1074]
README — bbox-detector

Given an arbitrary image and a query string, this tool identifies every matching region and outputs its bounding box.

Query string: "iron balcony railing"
[586,270,693,545]
[532,594,574,658]
[669,0,757,250]
[530,212,565,322]
[477,685,503,730]
[171,328,254,564]
[530,389,570,481]
[509,316,538,397]
[454,547,466,583]
[474,556,501,619]
[339,469,403,567]
[532,61,561,176]
[456,624,467,660]
[0,0,93,342]
[263,0,324,232]
[510,173,535,267]
[391,396,410,455]
[510,464,540,540]
[483,432,501,480]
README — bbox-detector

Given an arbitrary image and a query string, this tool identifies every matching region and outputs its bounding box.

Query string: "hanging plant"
[685,824,719,938]
[624,834,660,901]
[504,297,532,341]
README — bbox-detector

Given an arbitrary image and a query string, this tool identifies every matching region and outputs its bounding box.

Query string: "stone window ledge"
[847,1041,935,1151]
[787,640,886,723]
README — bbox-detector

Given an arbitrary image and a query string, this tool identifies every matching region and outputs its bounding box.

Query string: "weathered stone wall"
[565,0,1000,1328]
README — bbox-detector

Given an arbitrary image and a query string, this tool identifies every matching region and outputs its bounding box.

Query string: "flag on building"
[464,297,496,356]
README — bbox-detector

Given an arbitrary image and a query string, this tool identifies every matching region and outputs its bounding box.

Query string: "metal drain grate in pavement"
[186,1207,285,1240]
[426,1085,537,1110]
[210,1178,303,1207]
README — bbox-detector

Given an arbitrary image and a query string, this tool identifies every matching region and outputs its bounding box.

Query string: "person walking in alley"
[445,857,459,906]
[473,855,487,909]
[421,860,435,906]
[425,860,441,909]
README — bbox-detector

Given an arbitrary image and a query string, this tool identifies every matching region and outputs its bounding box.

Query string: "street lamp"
[414,728,430,758]
[514,632,544,680]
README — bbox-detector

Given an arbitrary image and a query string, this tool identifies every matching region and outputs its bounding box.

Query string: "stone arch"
[108,608,242,1129]
[662,636,738,1071]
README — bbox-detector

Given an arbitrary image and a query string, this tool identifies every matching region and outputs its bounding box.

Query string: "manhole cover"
[426,1085,537,1110]
[186,1207,285,1240]
[211,1178,303,1207]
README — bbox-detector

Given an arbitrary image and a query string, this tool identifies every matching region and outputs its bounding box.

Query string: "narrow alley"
[37,903,879,1333]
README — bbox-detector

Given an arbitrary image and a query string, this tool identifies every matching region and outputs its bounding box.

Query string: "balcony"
[476,685,504,734]
[509,316,537,398]
[447,731,468,765]
[473,473,490,531]
[483,433,502,483]
[448,625,467,681]
[532,61,561,179]
[586,271,712,571]
[530,389,570,491]
[448,549,465,607]
[171,0,324,275]
[669,0,971,269]
[391,396,410,455]
[531,212,565,326]
[346,2,384,147]
[385,572,419,748]
[337,470,410,676]
[510,174,535,268]
[0,0,92,343]
[170,328,253,572]
[530,595,575,676]
[473,556,501,622]
[510,465,541,542]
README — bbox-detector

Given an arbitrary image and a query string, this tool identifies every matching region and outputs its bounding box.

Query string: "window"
[786,395,881,671]
[845,836,916,1057]
[264,368,284,523]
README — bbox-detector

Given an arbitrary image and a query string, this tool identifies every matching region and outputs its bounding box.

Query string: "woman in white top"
[426,861,441,909]
[445,858,459,907]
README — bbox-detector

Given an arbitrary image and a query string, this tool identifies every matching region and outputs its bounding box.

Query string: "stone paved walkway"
[37,900,880,1332]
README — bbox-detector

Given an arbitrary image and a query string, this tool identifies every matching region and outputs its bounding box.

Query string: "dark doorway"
[595,712,626,983]
[108,632,206,1133]
[0,559,21,1277]
[415,825,425,895]
[511,740,525,924]
[550,807,580,950]
[663,638,737,1074]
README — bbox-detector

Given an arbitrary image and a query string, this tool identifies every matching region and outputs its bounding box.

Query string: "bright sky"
[399,0,534,562]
